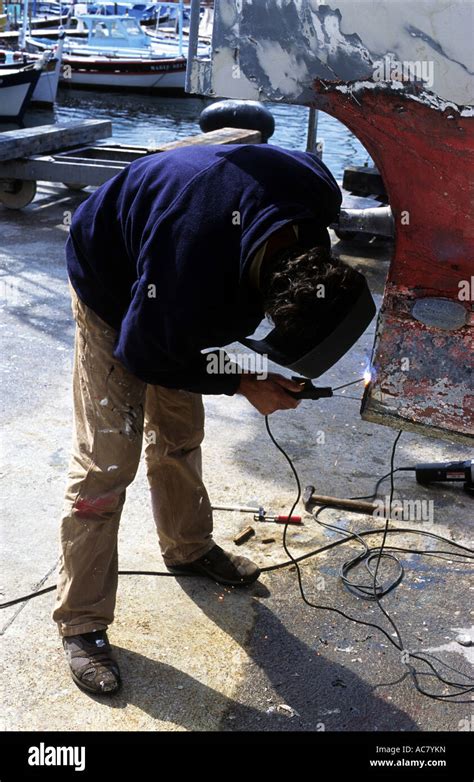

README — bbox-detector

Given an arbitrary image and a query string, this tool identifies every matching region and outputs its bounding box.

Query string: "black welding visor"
[241,270,376,379]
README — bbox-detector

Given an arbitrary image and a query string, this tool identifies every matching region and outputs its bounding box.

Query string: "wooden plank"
[61,128,261,162]
[89,127,261,156]
[149,127,261,152]
[0,121,112,162]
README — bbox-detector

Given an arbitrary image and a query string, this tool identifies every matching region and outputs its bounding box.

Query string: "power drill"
[401,460,473,495]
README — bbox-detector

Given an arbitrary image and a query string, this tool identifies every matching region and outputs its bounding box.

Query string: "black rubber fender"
[199,100,275,142]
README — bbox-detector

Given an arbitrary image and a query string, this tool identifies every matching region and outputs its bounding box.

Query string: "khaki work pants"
[52,284,214,637]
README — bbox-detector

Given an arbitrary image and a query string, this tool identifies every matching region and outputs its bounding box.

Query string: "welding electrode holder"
[287,377,333,400]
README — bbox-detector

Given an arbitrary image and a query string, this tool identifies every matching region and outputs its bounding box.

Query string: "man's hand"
[237,372,304,415]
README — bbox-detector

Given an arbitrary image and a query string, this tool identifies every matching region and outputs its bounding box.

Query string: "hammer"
[303,485,377,515]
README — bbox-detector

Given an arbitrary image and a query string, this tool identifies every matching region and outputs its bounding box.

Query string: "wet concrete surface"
[0,183,472,732]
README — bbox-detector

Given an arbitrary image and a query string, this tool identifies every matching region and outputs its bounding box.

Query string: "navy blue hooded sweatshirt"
[66,143,342,395]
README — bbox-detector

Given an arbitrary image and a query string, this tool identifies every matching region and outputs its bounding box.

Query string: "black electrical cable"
[312,510,404,599]
[260,528,474,570]
[0,571,178,610]
[263,415,474,702]
[368,433,473,700]
[2,527,472,611]
[2,406,473,700]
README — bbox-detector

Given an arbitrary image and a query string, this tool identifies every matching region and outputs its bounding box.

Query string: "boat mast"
[178,0,183,57]
[19,0,28,48]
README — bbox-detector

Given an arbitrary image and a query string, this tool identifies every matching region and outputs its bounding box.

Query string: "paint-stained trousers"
[52,284,214,637]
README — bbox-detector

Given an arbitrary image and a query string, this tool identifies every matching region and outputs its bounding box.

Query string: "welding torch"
[286,378,333,400]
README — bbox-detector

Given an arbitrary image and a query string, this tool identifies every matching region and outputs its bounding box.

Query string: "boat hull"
[61,56,186,91]
[32,62,60,104]
[0,67,40,121]
[0,51,61,107]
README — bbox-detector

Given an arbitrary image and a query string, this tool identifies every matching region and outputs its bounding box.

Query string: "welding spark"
[364,368,372,386]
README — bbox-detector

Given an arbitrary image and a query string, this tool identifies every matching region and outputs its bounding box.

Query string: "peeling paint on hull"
[189,0,474,106]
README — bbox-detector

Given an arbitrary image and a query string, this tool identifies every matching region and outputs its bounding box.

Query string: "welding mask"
[240,269,376,379]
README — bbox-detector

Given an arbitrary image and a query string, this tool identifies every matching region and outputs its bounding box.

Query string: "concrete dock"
[1,181,472,733]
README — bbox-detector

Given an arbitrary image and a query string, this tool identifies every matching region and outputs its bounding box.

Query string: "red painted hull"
[312,81,473,442]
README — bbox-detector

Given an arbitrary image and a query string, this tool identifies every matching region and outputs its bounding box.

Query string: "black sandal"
[62,630,121,695]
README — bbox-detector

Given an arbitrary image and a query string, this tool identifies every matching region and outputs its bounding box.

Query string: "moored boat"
[0,61,41,121]
[26,13,209,92]
[0,35,64,105]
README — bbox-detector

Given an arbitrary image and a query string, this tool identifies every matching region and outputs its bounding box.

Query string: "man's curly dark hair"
[261,245,362,338]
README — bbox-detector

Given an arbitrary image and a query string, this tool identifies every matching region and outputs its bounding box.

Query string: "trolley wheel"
[0,179,37,209]
[63,182,87,191]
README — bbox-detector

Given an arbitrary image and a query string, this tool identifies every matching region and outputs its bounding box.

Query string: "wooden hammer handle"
[312,495,376,513]
[305,488,376,515]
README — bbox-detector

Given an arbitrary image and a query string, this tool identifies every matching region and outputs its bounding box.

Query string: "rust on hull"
[311,80,473,443]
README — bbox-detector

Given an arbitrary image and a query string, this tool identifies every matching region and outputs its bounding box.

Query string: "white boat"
[0,61,41,121]
[0,35,64,105]
[32,38,62,102]
[27,13,209,91]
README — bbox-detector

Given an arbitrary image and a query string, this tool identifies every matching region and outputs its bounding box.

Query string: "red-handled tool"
[254,507,302,525]
[211,503,303,525]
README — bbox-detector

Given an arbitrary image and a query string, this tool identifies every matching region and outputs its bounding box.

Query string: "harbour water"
[25,88,371,181]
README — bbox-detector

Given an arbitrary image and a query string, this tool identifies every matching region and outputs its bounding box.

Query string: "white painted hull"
[0,67,39,120]
[27,35,188,92]
[0,80,30,117]
[67,67,185,90]
[32,63,60,104]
